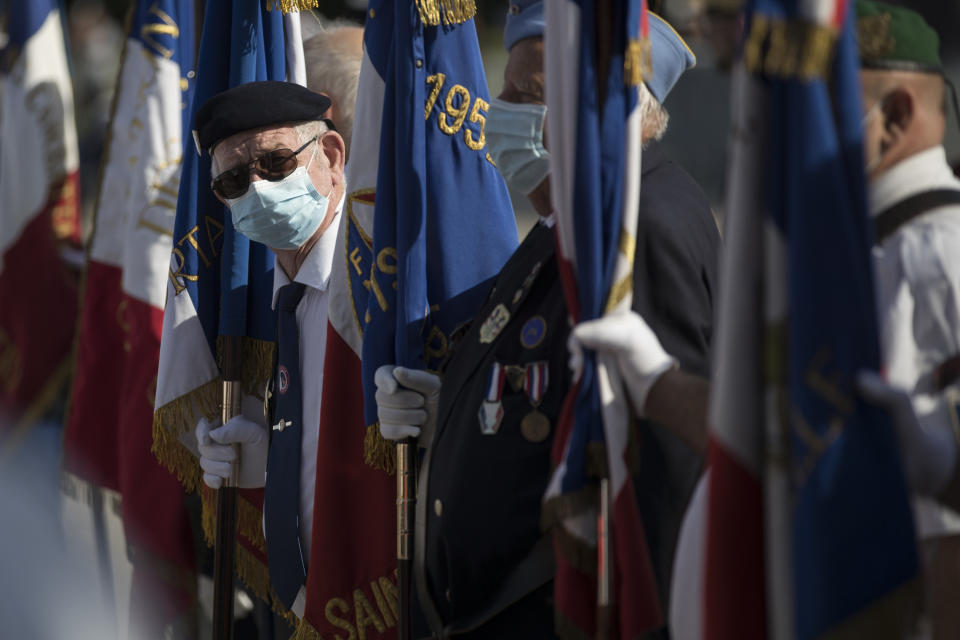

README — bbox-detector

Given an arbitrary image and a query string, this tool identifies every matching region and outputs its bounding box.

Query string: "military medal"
[479,303,510,344]
[520,361,550,442]
[519,315,547,349]
[478,362,507,435]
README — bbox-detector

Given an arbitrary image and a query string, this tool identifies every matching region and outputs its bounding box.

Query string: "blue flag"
[702,1,920,638]
[173,0,285,351]
[751,2,920,636]
[359,0,519,434]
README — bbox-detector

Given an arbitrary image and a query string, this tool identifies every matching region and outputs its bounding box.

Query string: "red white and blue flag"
[297,1,518,637]
[673,2,920,639]
[542,1,662,637]
[62,1,199,634]
[0,0,81,442]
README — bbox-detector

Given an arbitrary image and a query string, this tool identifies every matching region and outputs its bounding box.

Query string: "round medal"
[520,410,551,443]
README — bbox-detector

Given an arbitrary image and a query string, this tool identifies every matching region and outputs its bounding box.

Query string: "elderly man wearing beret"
[373,6,719,637]
[190,80,345,617]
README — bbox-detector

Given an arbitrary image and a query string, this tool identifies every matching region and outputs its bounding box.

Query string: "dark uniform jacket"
[414,144,720,638]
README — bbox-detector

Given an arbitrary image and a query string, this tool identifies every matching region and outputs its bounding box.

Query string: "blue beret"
[503,0,544,51]
[646,13,696,103]
[193,81,331,153]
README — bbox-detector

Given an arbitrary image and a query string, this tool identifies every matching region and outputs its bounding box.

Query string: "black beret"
[192,81,331,153]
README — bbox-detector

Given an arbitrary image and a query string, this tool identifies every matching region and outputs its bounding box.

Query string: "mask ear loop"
[304,135,320,172]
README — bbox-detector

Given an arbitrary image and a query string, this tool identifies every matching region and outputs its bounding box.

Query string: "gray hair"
[303,23,363,158]
[639,82,670,147]
[210,119,329,177]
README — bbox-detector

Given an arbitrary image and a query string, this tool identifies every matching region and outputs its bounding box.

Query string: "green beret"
[856,1,942,73]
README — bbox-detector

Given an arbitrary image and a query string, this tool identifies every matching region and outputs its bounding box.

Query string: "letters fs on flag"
[670,2,921,640]
[0,0,81,437]
[152,0,305,617]
[295,1,518,638]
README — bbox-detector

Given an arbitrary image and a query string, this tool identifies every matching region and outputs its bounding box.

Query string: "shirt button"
[445,588,452,603]
[434,499,443,517]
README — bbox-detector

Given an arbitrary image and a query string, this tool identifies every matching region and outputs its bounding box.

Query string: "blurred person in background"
[303,22,363,161]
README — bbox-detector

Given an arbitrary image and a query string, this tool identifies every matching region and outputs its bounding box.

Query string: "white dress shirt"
[870,145,960,539]
[269,200,342,614]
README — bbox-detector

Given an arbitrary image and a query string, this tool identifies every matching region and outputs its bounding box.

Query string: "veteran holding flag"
[374,6,718,636]
[190,81,346,617]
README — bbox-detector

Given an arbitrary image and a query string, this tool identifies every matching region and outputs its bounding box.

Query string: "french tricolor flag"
[0,0,82,437]
[670,2,919,639]
[542,1,662,638]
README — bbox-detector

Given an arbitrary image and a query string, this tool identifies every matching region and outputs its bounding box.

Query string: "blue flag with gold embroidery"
[359,0,518,451]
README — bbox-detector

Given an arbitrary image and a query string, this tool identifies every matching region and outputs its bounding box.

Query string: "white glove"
[196,415,269,489]
[571,311,677,417]
[856,371,957,497]
[375,365,441,445]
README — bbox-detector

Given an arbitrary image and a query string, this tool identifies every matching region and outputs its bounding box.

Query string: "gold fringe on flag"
[624,37,652,87]
[291,616,323,640]
[199,489,297,623]
[236,544,300,626]
[151,336,274,492]
[151,377,221,492]
[264,0,319,13]
[199,488,267,553]
[415,0,476,27]
[363,423,397,475]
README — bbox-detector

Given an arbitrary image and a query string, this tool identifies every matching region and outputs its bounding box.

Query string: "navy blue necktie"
[264,281,307,608]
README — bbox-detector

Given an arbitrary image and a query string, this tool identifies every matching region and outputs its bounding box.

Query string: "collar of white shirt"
[271,196,344,309]
[869,145,959,217]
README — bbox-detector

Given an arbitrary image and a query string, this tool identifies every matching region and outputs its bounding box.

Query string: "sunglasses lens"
[256,149,298,180]
[213,168,250,199]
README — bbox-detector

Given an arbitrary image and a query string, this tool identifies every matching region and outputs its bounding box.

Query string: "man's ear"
[320,130,346,178]
[880,88,914,150]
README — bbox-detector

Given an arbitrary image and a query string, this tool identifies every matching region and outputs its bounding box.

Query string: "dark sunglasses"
[211,136,318,199]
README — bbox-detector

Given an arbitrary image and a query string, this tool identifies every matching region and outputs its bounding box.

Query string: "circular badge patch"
[520,315,547,349]
[278,365,290,395]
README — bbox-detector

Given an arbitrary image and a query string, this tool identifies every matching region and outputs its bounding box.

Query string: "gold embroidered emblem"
[479,304,510,344]
[857,12,895,61]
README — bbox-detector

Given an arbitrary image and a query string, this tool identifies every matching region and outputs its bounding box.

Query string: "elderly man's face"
[211,123,345,248]
[212,124,333,199]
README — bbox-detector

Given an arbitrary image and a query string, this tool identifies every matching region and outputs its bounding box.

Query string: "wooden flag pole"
[213,335,242,640]
[397,438,416,640]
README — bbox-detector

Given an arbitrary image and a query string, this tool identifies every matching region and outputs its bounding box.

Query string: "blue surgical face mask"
[227,145,331,250]
[485,98,550,195]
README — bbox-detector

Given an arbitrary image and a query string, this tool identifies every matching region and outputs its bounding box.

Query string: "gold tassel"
[415,0,476,27]
[201,491,296,623]
[199,489,267,552]
[363,423,397,475]
[265,0,319,13]
[291,617,323,640]
[151,378,221,493]
[623,37,651,87]
[238,494,267,552]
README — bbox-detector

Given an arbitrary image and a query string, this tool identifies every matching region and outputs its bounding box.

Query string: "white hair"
[639,81,670,147]
[303,23,363,158]
[210,120,329,176]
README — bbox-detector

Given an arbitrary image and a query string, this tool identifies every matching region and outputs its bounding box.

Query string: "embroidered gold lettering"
[353,589,386,639]
[325,597,357,640]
